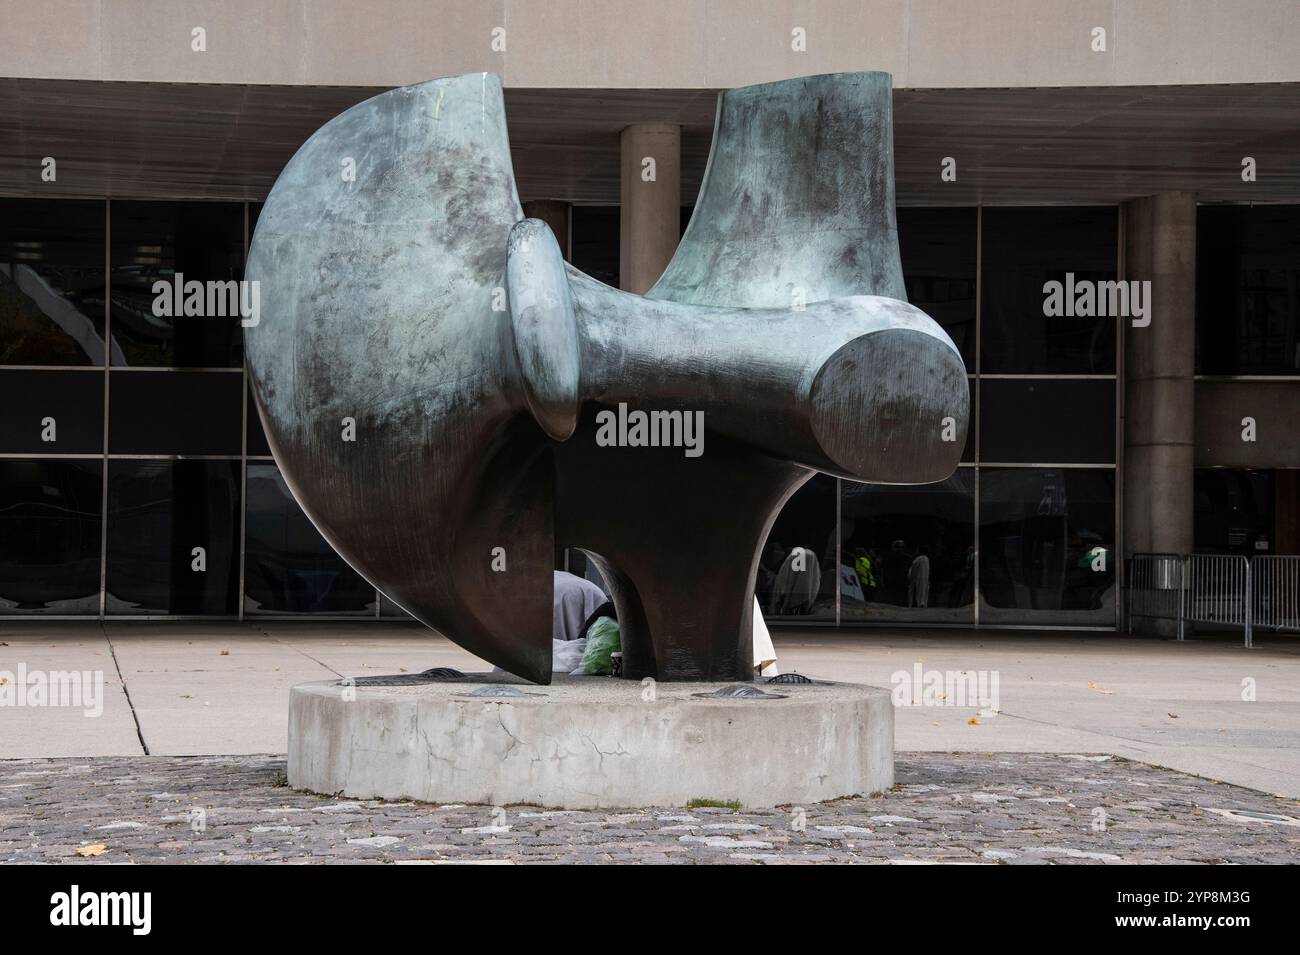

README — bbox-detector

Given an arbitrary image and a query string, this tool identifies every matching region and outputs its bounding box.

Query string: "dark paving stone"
[0,752,1296,864]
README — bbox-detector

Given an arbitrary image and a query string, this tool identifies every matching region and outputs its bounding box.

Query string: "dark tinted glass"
[0,459,102,614]
[0,369,103,453]
[1193,468,1274,556]
[109,202,244,367]
[1197,205,1300,375]
[978,467,1116,625]
[981,207,1118,374]
[0,199,106,366]
[980,378,1115,464]
[570,206,619,288]
[105,460,240,615]
[109,371,243,455]
[840,470,975,624]
[756,474,836,621]
[244,463,375,614]
[898,207,977,371]
[247,383,271,456]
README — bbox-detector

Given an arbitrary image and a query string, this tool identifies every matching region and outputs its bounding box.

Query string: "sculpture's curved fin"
[648,72,906,309]
[245,74,554,681]
[247,72,523,435]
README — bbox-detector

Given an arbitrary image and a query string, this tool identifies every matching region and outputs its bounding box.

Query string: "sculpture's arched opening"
[573,548,654,680]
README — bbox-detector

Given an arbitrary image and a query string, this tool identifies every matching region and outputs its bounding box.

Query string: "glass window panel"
[981,207,1118,374]
[898,207,977,372]
[979,378,1115,464]
[105,460,240,615]
[0,199,107,366]
[756,474,837,621]
[0,459,102,615]
[1197,205,1300,375]
[109,371,242,455]
[840,470,975,624]
[963,378,975,464]
[978,467,1116,625]
[109,201,244,367]
[1193,468,1274,556]
[244,463,376,615]
[0,369,103,454]
[570,206,619,288]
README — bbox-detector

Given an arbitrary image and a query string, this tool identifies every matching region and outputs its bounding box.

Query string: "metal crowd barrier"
[1126,553,1186,640]
[1183,553,1252,647]
[1252,555,1300,637]
[1127,552,1291,647]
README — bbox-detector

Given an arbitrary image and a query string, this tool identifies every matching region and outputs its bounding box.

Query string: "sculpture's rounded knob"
[506,218,581,441]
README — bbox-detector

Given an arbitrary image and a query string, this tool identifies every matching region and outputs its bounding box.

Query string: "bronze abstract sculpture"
[245,71,969,684]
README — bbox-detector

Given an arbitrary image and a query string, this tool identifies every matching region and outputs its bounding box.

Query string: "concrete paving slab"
[4,622,1298,798]
[0,629,142,758]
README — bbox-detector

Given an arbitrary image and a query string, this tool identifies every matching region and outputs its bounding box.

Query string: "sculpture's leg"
[555,423,808,681]
[448,421,556,684]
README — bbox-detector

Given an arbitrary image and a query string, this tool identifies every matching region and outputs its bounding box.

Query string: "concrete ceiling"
[1,78,1298,206]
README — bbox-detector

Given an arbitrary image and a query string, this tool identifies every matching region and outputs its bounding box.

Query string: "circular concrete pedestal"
[288,674,893,809]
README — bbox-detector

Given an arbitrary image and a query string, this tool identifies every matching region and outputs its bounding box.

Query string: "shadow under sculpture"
[245,71,969,684]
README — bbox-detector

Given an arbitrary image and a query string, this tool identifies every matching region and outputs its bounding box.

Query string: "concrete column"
[619,123,680,294]
[522,200,571,261]
[1123,193,1197,566]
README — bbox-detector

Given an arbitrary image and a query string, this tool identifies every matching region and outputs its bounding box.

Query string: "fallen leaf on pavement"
[77,844,108,857]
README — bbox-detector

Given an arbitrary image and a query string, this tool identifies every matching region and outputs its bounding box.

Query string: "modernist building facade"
[1,1,1298,630]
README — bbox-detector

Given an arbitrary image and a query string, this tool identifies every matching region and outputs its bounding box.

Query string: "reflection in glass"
[0,459,102,614]
[756,475,837,621]
[898,207,977,371]
[1197,205,1300,375]
[979,468,1115,625]
[981,207,1118,374]
[0,199,107,365]
[109,202,244,367]
[244,463,375,615]
[106,461,240,614]
[840,471,975,624]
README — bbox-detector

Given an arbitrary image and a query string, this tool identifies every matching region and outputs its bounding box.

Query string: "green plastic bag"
[577,617,621,675]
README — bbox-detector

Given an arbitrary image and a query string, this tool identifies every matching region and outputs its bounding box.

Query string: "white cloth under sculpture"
[753,596,779,676]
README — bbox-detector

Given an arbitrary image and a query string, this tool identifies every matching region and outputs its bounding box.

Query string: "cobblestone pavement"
[1,753,1297,864]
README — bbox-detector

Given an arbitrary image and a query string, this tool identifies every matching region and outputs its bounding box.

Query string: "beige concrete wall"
[4,0,1299,88]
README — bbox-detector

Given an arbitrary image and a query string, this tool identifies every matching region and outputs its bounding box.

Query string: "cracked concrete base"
[288,674,893,809]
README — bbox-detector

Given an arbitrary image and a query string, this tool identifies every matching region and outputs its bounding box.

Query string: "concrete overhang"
[1,78,1298,205]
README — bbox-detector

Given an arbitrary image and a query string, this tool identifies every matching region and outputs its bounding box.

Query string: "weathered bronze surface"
[245,71,969,684]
